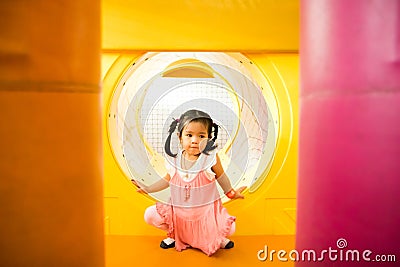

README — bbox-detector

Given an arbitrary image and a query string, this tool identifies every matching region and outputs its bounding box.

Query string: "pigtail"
[211,122,218,143]
[164,118,179,157]
[202,122,219,155]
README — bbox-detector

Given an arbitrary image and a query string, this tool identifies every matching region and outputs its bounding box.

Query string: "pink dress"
[156,152,235,256]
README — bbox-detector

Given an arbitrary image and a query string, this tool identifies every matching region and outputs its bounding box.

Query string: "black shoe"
[223,240,234,249]
[160,240,175,249]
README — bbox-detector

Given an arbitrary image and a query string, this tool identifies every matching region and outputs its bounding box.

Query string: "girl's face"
[179,121,209,157]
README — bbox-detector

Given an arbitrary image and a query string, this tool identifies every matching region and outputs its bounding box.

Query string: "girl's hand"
[131,179,149,194]
[232,186,247,199]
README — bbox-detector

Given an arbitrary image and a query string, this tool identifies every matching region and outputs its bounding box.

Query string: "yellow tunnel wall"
[101,53,298,236]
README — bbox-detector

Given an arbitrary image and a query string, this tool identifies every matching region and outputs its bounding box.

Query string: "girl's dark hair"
[164,109,219,157]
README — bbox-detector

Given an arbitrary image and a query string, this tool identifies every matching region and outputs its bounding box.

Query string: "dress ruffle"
[202,203,236,256]
[156,200,236,256]
[155,202,174,239]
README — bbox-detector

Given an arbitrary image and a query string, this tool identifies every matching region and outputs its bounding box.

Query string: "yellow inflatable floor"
[106,235,295,267]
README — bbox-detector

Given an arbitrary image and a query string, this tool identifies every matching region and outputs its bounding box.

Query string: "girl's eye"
[200,135,205,138]
[186,134,192,137]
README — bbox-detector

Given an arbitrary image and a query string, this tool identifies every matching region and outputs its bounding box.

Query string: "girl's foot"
[160,237,175,249]
[220,238,234,249]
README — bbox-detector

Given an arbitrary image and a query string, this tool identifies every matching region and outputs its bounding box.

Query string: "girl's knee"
[144,205,168,231]
[144,205,158,225]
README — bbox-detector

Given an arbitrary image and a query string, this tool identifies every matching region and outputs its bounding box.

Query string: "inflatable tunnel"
[99,6,299,267]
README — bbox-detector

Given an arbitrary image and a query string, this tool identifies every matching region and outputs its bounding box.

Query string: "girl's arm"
[131,174,171,194]
[212,153,246,199]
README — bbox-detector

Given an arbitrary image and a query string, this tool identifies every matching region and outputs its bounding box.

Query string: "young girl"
[132,109,246,256]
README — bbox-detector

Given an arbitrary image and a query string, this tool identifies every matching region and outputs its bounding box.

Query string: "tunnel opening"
[107,52,279,202]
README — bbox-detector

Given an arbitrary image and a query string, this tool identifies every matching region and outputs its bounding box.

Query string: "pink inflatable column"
[297,0,400,266]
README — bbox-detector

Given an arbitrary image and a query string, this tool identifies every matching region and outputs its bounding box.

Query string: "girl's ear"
[176,132,182,143]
